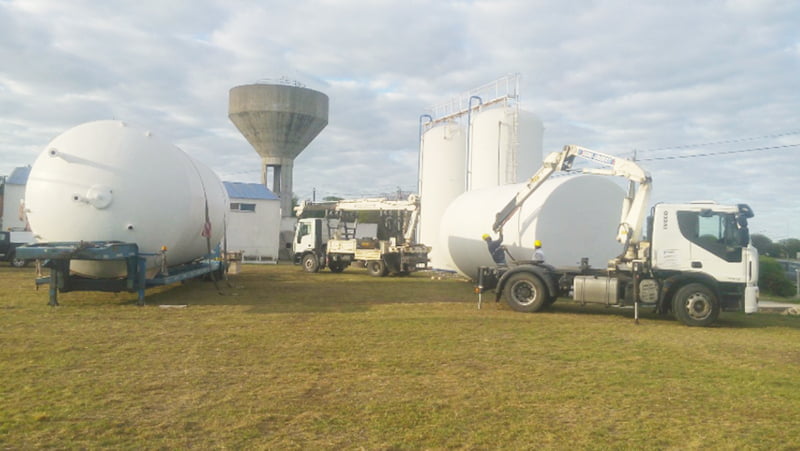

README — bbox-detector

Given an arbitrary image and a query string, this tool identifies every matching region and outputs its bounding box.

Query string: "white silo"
[418,121,466,271]
[468,107,544,191]
[439,176,625,280]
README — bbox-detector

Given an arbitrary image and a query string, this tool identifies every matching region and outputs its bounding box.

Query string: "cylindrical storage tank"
[515,110,545,183]
[418,121,466,271]
[25,120,228,278]
[439,176,625,279]
[469,107,543,190]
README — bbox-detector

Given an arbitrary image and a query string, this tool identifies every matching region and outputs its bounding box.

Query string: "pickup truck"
[0,230,34,267]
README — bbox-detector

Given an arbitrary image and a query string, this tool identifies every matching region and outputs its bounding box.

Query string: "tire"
[302,253,320,273]
[10,253,27,268]
[329,262,346,273]
[367,260,387,277]
[504,272,548,313]
[672,283,719,327]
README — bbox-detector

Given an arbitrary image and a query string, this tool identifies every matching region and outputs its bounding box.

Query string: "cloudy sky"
[1,0,798,240]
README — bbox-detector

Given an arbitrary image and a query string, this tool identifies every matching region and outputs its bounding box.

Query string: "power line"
[639,130,800,153]
[638,143,800,161]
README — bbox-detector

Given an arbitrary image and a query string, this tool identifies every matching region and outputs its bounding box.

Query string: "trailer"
[475,145,759,327]
[15,241,225,306]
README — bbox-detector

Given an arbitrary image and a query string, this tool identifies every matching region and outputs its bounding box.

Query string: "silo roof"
[7,166,31,185]
[223,181,279,200]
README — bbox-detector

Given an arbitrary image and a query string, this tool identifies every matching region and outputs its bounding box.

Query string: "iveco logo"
[662,211,669,229]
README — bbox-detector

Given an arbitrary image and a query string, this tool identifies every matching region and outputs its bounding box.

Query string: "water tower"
[228,82,329,218]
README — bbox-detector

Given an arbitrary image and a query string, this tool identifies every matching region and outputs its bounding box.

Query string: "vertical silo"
[468,107,544,191]
[418,122,466,271]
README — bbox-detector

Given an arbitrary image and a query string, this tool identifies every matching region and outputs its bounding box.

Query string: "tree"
[750,234,774,256]
[778,238,800,260]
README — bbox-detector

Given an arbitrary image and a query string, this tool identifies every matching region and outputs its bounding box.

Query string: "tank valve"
[86,185,113,209]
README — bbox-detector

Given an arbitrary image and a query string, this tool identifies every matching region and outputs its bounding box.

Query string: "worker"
[532,239,545,263]
[482,231,506,265]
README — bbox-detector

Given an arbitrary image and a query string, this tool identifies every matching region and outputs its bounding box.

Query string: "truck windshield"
[677,211,743,262]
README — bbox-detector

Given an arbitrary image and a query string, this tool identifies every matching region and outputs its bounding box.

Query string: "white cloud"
[0,0,798,239]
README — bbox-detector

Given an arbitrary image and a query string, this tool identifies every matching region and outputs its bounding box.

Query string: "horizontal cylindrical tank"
[25,120,228,278]
[439,175,624,279]
[469,108,543,190]
[419,122,466,270]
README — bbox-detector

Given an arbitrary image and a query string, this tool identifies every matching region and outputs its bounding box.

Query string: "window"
[230,202,256,212]
[677,210,742,262]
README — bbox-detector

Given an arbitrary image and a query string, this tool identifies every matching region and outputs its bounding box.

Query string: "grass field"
[1,263,799,449]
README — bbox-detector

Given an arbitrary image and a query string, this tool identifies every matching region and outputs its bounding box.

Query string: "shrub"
[759,256,796,297]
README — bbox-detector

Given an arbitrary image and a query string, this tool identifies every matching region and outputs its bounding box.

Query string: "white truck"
[292,196,430,276]
[476,145,759,327]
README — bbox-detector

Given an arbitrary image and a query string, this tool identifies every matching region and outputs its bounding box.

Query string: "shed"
[223,181,281,263]
[1,166,31,231]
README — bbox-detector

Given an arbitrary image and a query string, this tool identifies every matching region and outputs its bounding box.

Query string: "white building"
[1,166,31,231]
[223,181,281,263]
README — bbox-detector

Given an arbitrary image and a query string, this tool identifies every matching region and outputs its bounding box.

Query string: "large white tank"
[418,122,466,270]
[468,108,544,190]
[25,120,228,278]
[439,175,625,279]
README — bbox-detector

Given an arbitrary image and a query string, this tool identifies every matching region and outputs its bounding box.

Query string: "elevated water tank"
[439,176,624,279]
[418,121,466,270]
[228,83,329,217]
[25,120,228,278]
[469,108,543,190]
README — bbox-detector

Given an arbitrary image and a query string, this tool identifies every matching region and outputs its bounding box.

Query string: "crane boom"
[295,195,422,244]
[492,144,652,247]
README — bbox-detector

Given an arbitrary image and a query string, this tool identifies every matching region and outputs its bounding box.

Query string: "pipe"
[466,96,483,191]
[417,114,433,244]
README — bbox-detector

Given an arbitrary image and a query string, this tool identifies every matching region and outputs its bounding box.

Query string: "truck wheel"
[504,273,548,313]
[302,254,320,273]
[329,262,346,273]
[367,260,387,277]
[10,253,27,268]
[672,283,719,327]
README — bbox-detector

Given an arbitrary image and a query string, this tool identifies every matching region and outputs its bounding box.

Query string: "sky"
[1,0,798,240]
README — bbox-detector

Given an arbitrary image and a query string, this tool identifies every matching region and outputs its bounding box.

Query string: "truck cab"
[649,202,759,314]
[0,230,35,267]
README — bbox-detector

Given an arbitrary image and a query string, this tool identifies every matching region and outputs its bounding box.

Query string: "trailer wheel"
[302,253,320,273]
[329,262,346,273]
[504,273,548,313]
[367,260,387,277]
[672,283,719,327]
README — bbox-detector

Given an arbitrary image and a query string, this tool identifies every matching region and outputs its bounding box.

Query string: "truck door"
[653,206,749,283]
[294,219,316,254]
[678,209,748,282]
[652,204,750,282]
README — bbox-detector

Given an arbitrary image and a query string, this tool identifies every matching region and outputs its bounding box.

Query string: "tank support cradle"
[15,241,224,306]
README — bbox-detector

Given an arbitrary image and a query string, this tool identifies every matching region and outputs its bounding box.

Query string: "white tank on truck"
[24,120,228,278]
[474,145,759,327]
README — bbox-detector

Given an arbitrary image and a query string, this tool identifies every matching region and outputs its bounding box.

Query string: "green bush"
[759,256,796,297]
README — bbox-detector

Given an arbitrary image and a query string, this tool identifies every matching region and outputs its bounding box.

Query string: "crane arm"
[492,144,652,246]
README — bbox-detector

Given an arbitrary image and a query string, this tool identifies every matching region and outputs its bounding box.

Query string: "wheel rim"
[683,292,712,320]
[510,280,537,306]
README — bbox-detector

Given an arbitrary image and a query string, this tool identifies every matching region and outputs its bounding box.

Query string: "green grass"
[1,263,799,449]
